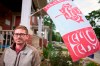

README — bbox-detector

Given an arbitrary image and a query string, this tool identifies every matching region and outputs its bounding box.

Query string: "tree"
[99,0,100,3]
[85,9,100,27]
[94,26,100,39]
[85,9,100,38]
[43,15,56,43]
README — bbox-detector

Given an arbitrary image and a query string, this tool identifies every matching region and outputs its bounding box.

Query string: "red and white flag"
[43,0,99,61]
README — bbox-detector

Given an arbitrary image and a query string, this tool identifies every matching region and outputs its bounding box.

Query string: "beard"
[15,39,25,45]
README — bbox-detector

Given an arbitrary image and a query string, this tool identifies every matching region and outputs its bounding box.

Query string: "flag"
[43,0,100,61]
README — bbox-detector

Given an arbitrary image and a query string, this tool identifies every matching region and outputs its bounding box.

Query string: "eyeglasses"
[13,33,27,37]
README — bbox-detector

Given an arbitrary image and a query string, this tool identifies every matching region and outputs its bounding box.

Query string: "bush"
[43,44,80,66]
[86,62,98,66]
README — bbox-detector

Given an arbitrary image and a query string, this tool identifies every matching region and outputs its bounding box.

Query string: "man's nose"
[17,35,21,37]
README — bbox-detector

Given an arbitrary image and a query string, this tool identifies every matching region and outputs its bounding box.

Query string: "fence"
[0,30,13,53]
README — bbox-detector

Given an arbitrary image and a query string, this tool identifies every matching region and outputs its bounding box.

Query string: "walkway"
[88,51,100,64]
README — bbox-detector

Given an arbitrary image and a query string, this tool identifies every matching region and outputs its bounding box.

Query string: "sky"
[74,0,100,15]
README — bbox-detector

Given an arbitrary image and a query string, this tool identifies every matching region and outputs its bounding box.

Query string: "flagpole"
[31,8,43,16]
[31,0,74,16]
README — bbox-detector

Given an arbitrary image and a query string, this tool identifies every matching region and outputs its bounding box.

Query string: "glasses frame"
[13,33,28,37]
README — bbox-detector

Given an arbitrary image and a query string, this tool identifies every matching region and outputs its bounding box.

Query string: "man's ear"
[26,34,33,40]
[26,34,30,40]
[26,34,33,44]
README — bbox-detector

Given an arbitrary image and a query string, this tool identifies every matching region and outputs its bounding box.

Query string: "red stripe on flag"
[62,27,99,61]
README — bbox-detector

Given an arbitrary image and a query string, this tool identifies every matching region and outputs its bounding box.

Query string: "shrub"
[86,62,98,66]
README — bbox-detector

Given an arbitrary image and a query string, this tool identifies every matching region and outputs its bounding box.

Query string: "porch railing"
[0,30,13,53]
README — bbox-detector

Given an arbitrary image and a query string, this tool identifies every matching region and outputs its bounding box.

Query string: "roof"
[0,0,47,16]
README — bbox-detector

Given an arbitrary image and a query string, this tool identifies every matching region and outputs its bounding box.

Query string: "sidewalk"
[90,51,100,64]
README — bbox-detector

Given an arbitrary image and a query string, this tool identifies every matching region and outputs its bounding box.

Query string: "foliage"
[43,44,80,66]
[85,9,100,38]
[85,9,100,27]
[51,31,56,41]
[43,15,56,30]
[54,32,64,42]
[55,32,61,41]
[49,48,72,66]
[43,15,56,43]
[93,27,100,38]
[43,43,100,66]
[86,62,98,66]
[99,0,100,3]
[43,43,54,59]
[49,46,81,66]
[43,15,64,43]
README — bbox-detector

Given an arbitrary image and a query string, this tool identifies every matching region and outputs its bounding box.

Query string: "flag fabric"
[43,0,100,61]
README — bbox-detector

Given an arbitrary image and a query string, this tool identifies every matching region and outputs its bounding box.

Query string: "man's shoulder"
[26,44,38,51]
[4,47,13,52]
[26,44,40,55]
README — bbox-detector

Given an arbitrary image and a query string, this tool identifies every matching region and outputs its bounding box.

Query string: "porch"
[0,26,49,54]
[0,30,13,54]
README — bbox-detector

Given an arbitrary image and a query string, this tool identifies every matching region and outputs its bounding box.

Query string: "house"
[0,0,49,53]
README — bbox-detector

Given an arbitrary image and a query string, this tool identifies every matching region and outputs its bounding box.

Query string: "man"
[0,25,41,66]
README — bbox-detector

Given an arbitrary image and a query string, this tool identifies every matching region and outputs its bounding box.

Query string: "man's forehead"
[14,29,26,33]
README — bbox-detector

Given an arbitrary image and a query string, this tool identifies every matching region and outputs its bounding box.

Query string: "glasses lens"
[14,33,27,37]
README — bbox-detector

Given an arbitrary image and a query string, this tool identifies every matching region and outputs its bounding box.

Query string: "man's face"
[13,29,28,45]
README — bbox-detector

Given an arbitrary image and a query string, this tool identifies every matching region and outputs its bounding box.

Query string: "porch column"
[38,17,43,38]
[20,0,32,32]
[12,15,16,29]
[44,29,47,39]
